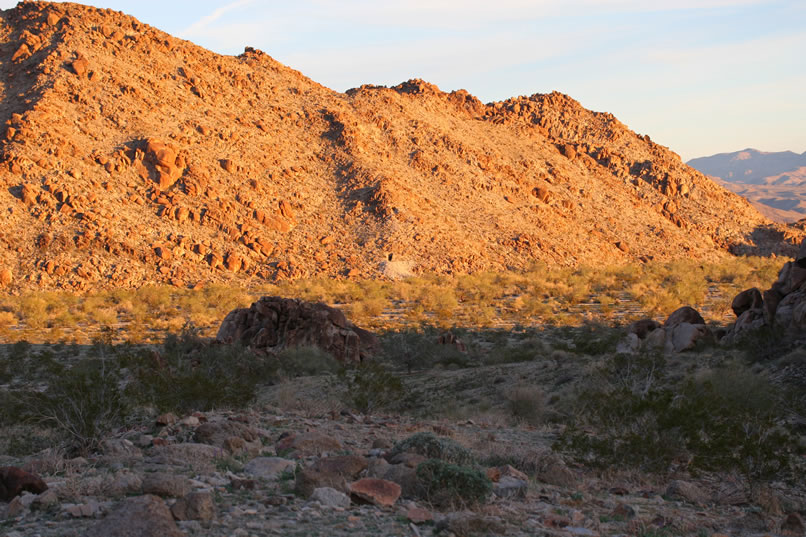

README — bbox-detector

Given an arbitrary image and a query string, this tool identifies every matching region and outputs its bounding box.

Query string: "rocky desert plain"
[0,2,805,537]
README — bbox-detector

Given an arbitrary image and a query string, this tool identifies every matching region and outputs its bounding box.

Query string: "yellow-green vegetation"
[0,256,784,344]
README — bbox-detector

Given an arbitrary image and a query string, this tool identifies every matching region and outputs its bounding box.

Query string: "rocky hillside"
[0,2,799,292]
[688,149,806,222]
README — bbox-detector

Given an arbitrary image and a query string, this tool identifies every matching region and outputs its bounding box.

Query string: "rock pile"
[620,239,806,353]
[216,296,377,362]
[620,306,711,354]
[722,239,806,342]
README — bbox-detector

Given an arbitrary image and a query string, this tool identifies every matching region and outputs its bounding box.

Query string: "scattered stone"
[85,495,184,537]
[31,488,59,510]
[349,478,401,507]
[309,487,351,509]
[275,431,343,457]
[194,420,260,454]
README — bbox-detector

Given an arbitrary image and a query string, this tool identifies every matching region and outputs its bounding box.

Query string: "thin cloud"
[179,0,256,38]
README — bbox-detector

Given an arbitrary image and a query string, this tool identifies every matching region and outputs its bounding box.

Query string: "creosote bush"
[337,360,405,413]
[124,325,278,414]
[389,432,475,465]
[556,357,799,480]
[416,459,492,507]
[25,359,131,455]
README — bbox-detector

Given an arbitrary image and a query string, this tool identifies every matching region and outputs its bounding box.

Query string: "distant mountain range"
[687,149,806,222]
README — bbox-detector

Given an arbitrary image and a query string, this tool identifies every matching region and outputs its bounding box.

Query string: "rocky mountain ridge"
[0,1,800,292]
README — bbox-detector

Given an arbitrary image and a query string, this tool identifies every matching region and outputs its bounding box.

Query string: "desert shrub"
[24,358,132,455]
[553,323,622,356]
[556,362,797,479]
[507,386,545,426]
[388,432,474,465]
[338,360,405,413]
[126,326,277,413]
[277,345,341,377]
[380,328,473,371]
[416,459,491,507]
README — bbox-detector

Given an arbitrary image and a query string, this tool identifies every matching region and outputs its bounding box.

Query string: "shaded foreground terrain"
[1,255,805,537]
[0,1,802,293]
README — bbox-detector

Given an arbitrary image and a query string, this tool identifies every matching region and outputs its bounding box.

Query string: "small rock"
[350,478,401,507]
[493,476,528,499]
[275,431,343,457]
[156,413,178,426]
[170,491,215,522]
[142,473,190,498]
[243,457,296,480]
[611,502,636,519]
[32,488,59,509]
[782,512,805,537]
[665,480,709,505]
[85,495,183,537]
[407,506,433,524]
[309,487,350,509]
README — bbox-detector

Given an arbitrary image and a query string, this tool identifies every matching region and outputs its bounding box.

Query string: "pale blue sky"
[3,0,804,160]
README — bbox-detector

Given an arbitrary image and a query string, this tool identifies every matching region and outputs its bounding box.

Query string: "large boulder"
[216,296,377,362]
[663,306,705,328]
[0,467,47,501]
[731,288,763,317]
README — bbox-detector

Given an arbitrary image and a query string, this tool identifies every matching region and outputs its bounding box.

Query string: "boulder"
[309,487,350,508]
[0,467,47,502]
[349,478,401,507]
[627,319,661,339]
[731,288,763,317]
[243,457,295,480]
[669,322,709,352]
[0,268,12,288]
[663,306,704,327]
[216,296,377,362]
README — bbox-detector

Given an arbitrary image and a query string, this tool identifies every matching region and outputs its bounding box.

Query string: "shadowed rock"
[216,296,377,362]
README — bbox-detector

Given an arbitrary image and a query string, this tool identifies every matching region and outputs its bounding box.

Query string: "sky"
[2,0,804,160]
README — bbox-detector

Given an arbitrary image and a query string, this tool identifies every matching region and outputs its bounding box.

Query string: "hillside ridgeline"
[0,2,800,292]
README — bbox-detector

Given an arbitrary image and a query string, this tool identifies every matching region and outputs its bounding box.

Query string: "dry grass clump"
[0,255,784,344]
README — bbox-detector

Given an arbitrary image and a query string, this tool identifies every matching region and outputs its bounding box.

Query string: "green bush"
[125,326,277,413]
[277,345,341,377]
[25,359,132,455]
[416,459,491,507]
[388,432,474,465]
[338,360,405,413]
[556,363,797,479]
[507,386,545,426]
